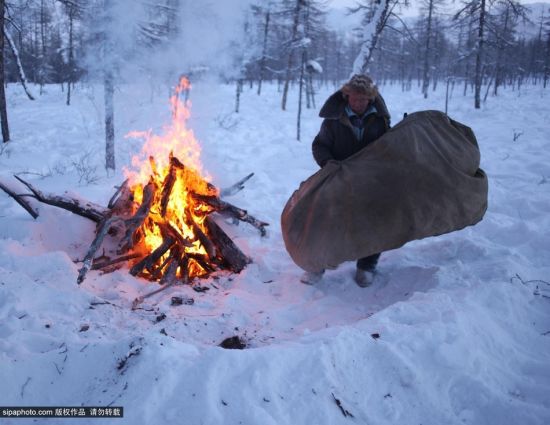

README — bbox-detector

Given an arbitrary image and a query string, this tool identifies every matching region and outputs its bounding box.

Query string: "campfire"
[0,76,267,301]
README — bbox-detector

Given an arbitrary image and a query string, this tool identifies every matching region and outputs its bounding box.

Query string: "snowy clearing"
[1,81,549,425]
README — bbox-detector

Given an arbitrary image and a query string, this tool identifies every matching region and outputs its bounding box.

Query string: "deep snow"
[0,79,549,425]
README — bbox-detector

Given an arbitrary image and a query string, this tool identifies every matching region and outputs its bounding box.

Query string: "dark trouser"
[356,253,381,272]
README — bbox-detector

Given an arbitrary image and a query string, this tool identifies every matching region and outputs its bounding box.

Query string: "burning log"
[129,233,175,277]
[118,180,156,253]
[107,179,129,209]
[192,193,269,236]
[204,216,250,273]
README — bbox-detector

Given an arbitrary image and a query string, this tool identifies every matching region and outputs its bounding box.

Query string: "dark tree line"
[1,0,549,146]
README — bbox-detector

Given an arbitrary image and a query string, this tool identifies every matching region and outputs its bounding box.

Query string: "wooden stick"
[129,234,175,276]
[219,173,254,197]
[204,216,250,273]
[0,179,39,219]
[192,193,268,236]
[131,254,188,310]
[118,180,156,252]
[184,209,217,259]
[159,248,181,285]
[91,253,141,270]
[131,281,177,310]
[14,175,108,223]
[162,222,194,248]
[77,216,124,284]
[160,155,185,217]
[187,252,217,273]
[107,179,129,209]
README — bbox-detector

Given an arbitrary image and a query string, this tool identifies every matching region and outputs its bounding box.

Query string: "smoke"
[82,0,256,85]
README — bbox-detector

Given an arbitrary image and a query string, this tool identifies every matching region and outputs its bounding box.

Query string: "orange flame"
[124,76,218,279]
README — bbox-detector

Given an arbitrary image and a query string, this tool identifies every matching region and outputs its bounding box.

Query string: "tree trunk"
[0,0,9,143]
[281,0,303,111]
[104,69,115,171]
[474,0,486,109]
[422,0,434,99]
[352,0,391,75]
[297,50,306,141]
[257,9,270,96]
[67,5,75,106]
[493,6,510,96]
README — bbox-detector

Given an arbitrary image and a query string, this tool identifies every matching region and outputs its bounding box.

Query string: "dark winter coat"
[312,91,391,167]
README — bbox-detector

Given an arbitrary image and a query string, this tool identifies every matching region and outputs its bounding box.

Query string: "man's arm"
[312,120,335,167]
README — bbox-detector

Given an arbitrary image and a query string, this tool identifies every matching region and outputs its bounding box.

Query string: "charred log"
[160,155,185,217]
[204,217,250,273]
[129,233,175,277]
[118,180,156,252]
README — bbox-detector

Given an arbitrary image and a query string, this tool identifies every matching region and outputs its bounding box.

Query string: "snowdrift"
[281,110,488,272]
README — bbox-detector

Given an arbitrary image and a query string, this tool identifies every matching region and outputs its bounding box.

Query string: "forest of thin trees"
[1,0,549,152]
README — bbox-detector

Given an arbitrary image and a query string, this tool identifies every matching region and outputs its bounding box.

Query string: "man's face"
[347,91,371,115]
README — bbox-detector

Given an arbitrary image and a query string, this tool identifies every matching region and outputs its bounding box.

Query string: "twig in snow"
[331,393,354,418]
[20,377,31,398]
[512,273,550,287]
[117,345,142,373]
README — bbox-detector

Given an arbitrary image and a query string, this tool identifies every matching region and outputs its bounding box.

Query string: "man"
[301,74,391,287]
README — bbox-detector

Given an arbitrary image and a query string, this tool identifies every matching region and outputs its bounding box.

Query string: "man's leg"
[357,253,381,271]
[355,253,381,287]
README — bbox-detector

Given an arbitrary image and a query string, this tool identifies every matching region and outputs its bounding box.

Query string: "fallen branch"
[0,180,39,219]
[220,173,254,197]
[14,175,108,223]
[77,216,124,284]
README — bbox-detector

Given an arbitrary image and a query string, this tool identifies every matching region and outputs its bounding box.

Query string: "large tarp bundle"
[281,110,488,272]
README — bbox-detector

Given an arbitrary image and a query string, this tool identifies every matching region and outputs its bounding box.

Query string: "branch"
[13,175,108,223]
[219,173,255,197]
[0,179,39,219]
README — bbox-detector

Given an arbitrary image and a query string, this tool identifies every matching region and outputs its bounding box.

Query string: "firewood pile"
[0,168,267,291]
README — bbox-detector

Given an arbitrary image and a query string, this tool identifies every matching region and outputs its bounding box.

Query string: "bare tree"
[281,0,305,111]
[351,0,405,75]
[420,0,445,98]
[0,0,9,143]
[255,3,272,95]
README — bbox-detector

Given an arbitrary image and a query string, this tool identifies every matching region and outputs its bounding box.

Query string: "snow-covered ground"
[1,79,549,425]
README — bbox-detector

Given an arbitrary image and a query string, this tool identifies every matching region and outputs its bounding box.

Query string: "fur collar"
[318,90,391,123]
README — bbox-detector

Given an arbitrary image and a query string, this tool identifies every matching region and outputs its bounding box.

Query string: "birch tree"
[351,0,405,75]
[0,0,9,143]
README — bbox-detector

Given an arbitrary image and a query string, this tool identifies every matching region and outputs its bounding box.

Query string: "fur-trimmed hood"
[318,90,391,124]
